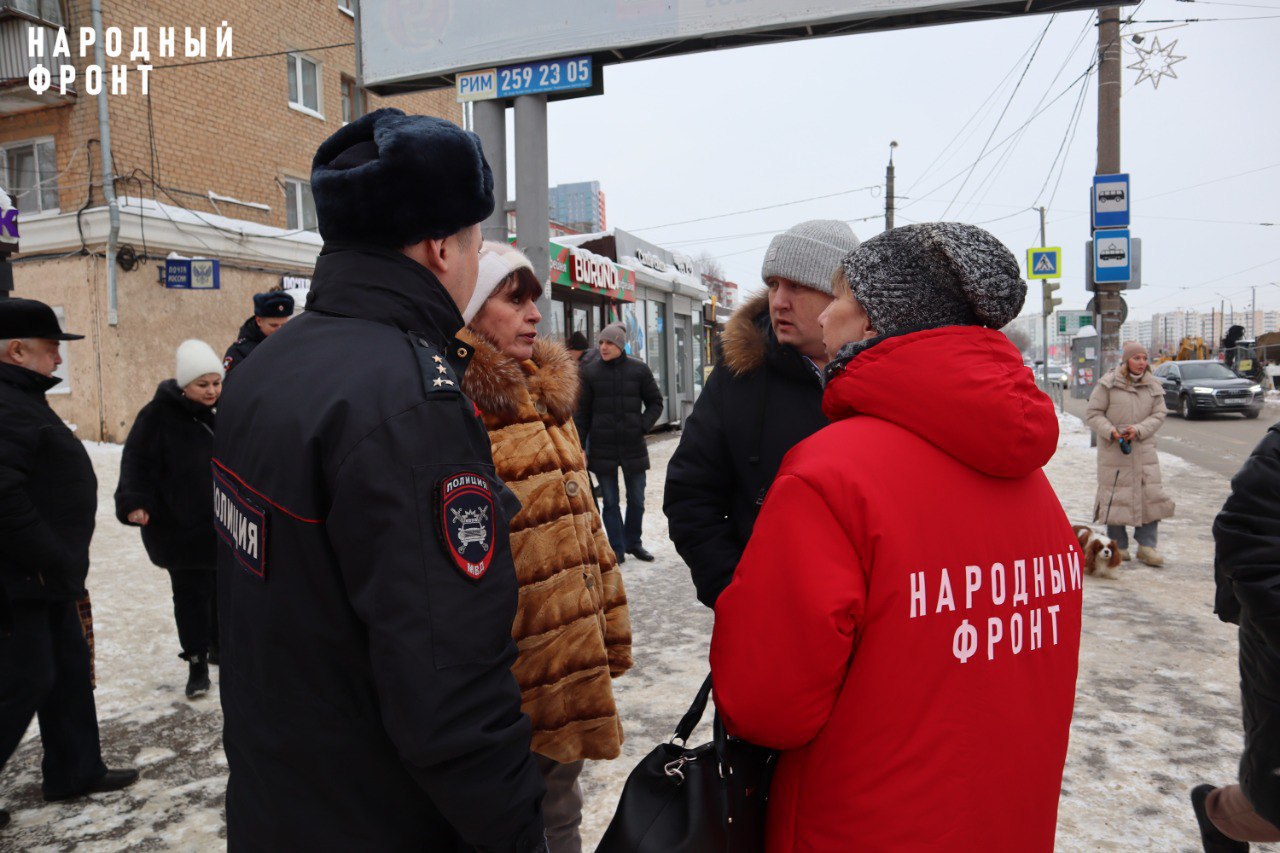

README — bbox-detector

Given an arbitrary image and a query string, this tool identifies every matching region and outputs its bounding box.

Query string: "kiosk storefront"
[545,240,636,344]
[562,229,709,425]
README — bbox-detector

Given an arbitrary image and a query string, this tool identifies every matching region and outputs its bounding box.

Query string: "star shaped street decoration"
[1127,37,1186,90]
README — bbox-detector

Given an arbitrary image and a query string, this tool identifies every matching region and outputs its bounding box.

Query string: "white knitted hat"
[175,339,224,387]
[463,241,538,324]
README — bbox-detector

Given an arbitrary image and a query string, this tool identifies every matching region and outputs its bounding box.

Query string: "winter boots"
[185,653,211,699]
[1190,785,1249,853]
[1118,548,1132,562]
[1137,546,1165,568]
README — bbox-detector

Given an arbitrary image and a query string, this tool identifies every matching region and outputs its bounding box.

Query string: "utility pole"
[1252,285,1257,338]
[885,141,898,230]
[1038,206,1050,388]
[1094,7,1123,380]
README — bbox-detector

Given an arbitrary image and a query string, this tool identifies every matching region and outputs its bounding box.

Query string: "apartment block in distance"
[548,180,606,234]
[0,0,460,440]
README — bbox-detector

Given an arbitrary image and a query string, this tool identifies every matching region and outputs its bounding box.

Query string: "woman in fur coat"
[460,241,632,853]
[1084,340,1175,566]
[115,340,223,700]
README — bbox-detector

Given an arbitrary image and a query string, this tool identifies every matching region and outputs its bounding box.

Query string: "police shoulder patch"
[212,465,268,580]
[437,472,496,581]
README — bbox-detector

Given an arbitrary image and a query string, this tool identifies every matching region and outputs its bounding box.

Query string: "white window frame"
[338,0,354,17]
[282,177,318,233]
[1,136,60,216]
[340,74,365,125]
[287,53,324,119]
[4,0,64,25]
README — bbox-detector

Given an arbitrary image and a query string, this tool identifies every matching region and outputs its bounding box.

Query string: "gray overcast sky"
[530,0,1279,323]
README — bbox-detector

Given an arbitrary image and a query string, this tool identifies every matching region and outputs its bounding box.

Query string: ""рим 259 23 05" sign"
[457,56,592,102]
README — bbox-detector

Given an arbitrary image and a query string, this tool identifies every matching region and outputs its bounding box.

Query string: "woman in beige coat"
[460,241,631,853]
[1085,341,1176,566]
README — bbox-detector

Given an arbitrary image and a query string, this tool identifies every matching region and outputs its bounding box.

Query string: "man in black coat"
[1192,422,1280,852]
[663,220,860,608]
[576,322,663,562]
[0,299,138,825]
[213,109,546,851]
[221,290,293,375]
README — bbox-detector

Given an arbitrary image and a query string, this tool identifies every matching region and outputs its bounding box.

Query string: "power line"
[661,211,885,247]
[1176,0,1280,8]
[941,15,1056,218]
[148,43,355,71]
[960,14,1094,219]
[629,185,879,232]
[904,60,1098,212]
[903,28,1046,196]
[1124,14,1280,20]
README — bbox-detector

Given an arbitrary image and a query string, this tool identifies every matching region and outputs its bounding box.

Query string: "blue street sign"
[164,258,220,290]
[1092,230,1131,284]
[1027,247,1062,279]
[457,56,593,102]
[1092,173,1130,229]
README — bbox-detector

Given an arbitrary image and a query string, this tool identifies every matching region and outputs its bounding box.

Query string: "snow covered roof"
[17,195,322,269]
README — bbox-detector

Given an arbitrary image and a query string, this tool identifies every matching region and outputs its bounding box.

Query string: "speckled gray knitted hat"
[840,222,1025,337]
[761,219,861,295]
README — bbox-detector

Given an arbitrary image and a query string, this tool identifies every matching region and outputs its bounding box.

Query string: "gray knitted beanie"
[761,220,861,295]
[840,222,1025,337]
[598,322,628,350]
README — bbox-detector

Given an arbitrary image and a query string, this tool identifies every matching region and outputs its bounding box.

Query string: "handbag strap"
[672,673,714,744]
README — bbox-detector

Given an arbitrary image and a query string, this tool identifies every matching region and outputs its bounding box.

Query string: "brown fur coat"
[459,329,632,763]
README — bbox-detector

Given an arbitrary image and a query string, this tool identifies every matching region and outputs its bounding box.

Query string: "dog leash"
[1102,469,1120,527]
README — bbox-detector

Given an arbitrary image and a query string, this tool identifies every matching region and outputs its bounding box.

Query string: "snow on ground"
[0,416,1267,850]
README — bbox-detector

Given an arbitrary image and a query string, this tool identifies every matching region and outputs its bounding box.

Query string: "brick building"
[0,0,459,439]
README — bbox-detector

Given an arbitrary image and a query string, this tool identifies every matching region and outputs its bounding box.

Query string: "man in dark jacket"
[213,109,546,851]
[664,220,859,607]
[0,298,138,826]
[221,290,293,374]
[1192,423,1280,852]
[576,322,663,563]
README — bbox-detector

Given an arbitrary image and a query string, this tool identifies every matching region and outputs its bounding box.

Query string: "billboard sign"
[360,0,1119,91]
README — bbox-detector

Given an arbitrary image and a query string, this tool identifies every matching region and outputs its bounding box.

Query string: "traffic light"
[1041,280,1061,316]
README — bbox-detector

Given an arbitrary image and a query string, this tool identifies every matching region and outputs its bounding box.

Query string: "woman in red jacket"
[710,223,1083,852]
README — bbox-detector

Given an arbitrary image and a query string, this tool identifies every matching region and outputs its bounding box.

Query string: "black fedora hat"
[0,298,84,340]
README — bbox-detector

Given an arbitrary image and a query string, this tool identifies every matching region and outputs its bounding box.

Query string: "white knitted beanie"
[175,339,225,387]
[464,241,538,324]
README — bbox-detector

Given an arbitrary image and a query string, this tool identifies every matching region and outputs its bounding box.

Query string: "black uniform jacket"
[222,316,265,374]
[663,294,829,608]
[213,245,545,852]
[115,380,217,571]
[574,354,663,475]
[1213,422,1280,826]
[0,361,97,604]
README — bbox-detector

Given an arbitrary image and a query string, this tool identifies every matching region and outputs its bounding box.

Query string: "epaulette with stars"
[410,334,461,396]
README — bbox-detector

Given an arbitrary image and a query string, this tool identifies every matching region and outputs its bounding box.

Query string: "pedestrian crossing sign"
[1027,247,1062,280]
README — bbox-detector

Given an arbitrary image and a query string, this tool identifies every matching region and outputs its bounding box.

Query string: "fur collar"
[720,292,772,376]
[458,329,580,424]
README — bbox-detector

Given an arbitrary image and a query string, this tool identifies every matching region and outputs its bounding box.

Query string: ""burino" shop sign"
[550,243,635,302]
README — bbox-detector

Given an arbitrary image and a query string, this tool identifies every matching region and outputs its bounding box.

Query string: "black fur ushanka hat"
[310,108,495,248]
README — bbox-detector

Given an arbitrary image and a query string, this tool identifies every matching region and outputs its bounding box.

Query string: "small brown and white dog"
[1073,525,1122,579]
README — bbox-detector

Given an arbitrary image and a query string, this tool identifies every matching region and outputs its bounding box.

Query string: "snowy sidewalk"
[0,413,1270,851]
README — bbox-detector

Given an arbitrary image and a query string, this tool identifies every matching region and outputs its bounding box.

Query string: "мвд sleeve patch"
[437,472,496,581]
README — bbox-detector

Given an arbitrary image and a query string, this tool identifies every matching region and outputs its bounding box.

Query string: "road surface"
[1062,390,1276,478]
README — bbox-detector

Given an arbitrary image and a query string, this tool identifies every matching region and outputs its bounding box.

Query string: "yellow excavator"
[1154,337,1211,365]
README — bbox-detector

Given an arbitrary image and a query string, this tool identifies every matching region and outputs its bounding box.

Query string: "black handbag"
[596,674,776,853]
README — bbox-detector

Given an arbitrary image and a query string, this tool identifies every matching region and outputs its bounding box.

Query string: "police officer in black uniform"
[221,291,293,374]
[212,109,546,851]
[0,299,138,825]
